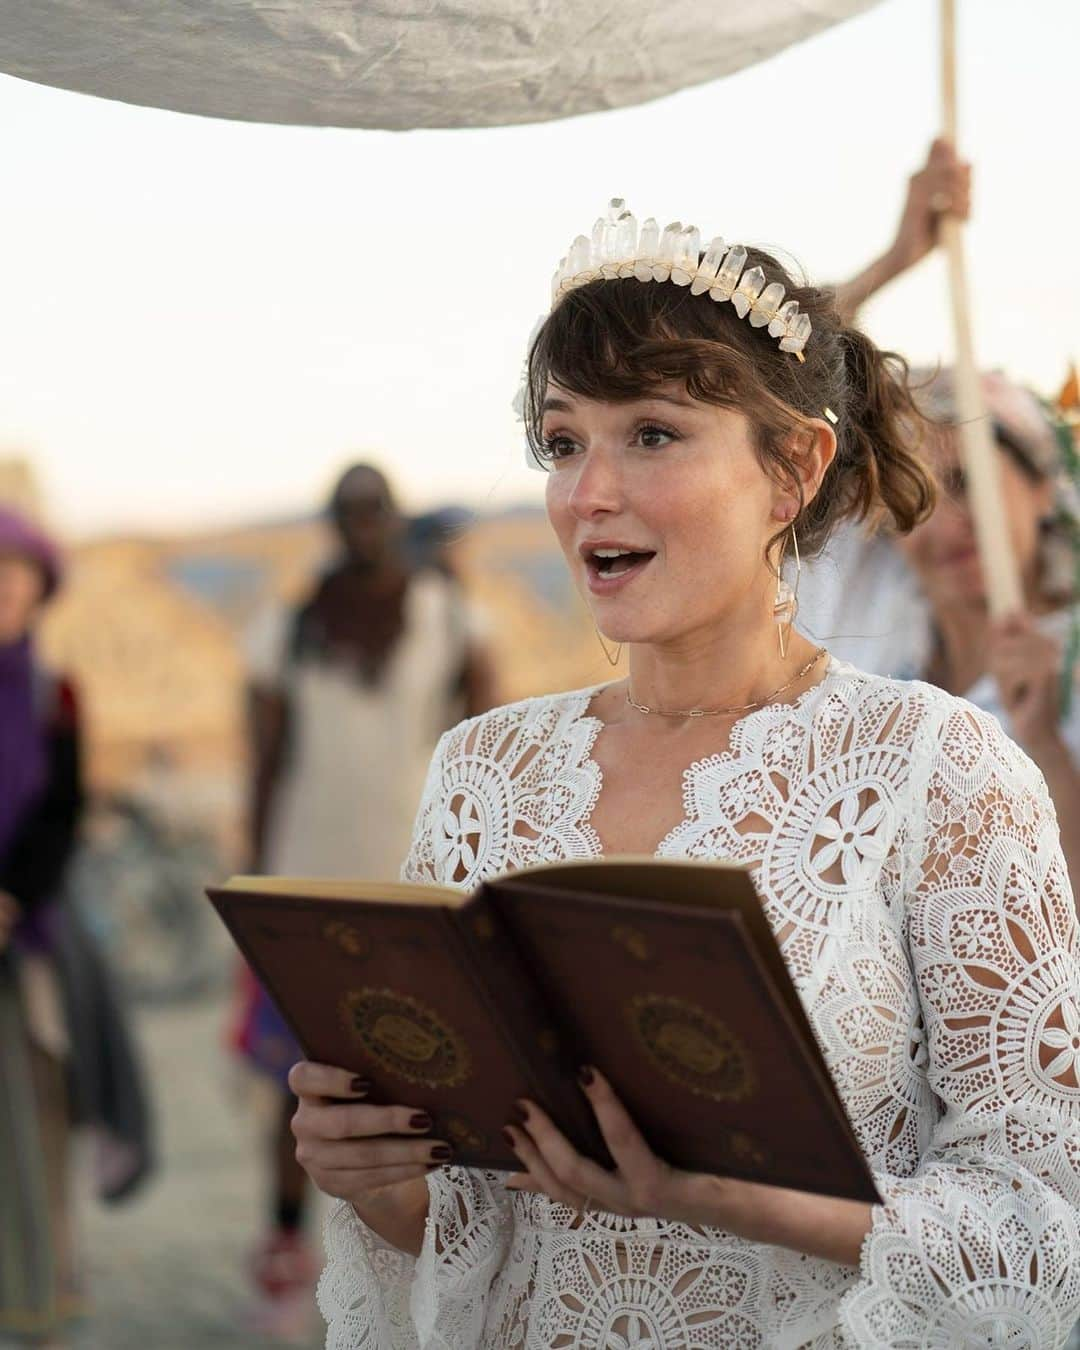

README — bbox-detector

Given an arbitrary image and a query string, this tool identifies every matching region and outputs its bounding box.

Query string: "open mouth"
[584,547,657,585]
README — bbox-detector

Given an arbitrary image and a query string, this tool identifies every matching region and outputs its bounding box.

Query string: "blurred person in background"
[231,463,496,1338]
[0,507,152,1348]
[893,372,1079,881]
[0,507,75,1347]
[802,143,1080,890]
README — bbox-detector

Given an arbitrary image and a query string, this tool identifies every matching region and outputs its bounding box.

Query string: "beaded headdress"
[550,198,813,360]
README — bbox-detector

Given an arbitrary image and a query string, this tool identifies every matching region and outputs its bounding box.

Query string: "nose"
[566,445,623,522]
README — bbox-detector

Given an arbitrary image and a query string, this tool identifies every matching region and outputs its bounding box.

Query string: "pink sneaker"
[247,1228,319,1341]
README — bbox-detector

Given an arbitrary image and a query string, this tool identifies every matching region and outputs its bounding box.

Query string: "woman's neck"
[623,621,824,719]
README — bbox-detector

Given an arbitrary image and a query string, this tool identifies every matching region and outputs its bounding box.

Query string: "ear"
[795,418,838,509]
[770,419,837,520]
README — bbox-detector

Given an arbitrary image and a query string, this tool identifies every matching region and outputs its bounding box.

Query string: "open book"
[208,859,879,1204]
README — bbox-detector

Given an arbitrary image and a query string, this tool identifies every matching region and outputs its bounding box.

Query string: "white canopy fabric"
[0,1,882,130]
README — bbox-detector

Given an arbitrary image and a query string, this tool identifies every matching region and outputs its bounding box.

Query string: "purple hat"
[0,505,62,599]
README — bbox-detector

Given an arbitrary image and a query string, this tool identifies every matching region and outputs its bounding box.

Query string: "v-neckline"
[570,658,841,860]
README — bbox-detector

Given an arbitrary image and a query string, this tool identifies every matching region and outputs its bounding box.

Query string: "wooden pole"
[939,0,1022,616]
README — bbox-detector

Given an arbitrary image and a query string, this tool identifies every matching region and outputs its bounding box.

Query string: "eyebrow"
[540,391,696,414]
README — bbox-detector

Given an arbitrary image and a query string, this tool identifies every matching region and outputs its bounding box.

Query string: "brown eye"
[637,424,677,449]
[543,435,579,461]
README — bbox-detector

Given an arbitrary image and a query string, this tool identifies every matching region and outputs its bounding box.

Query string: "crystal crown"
[550,199,812,359]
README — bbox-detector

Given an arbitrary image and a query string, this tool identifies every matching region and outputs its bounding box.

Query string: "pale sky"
[0,0,1076,538]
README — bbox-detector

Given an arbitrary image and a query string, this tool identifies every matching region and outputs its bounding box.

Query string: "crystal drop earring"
[773,525,801,660]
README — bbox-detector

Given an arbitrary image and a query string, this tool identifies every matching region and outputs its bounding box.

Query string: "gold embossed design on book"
[322,920,370,958]
[444,1114,488,1151]
[341,987,472,1088]
[611,924,650,962]
[626,993,757,1103]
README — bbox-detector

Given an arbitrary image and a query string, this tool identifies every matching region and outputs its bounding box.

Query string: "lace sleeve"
[411,1168,513,1344]
[318,1200,419,1349]
[317,1169,513,1349]
[840,703,1080,1347]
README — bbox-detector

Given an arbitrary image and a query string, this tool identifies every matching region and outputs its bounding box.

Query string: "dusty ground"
[69,992,324,1350]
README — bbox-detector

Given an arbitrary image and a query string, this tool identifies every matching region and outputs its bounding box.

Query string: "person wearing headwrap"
[231,463,497,1338]
[0,506,81,1344]
[0,506,155,1347]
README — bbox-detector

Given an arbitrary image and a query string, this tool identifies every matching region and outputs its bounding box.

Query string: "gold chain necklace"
[625,648,829,719]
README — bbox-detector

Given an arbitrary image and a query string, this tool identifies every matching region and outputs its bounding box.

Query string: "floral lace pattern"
[319,665,1080,1348]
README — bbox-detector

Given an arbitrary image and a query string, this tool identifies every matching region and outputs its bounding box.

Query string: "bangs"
[523,278,800,468]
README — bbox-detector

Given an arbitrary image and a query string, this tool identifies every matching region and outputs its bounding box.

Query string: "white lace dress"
[317,662,1080,1349]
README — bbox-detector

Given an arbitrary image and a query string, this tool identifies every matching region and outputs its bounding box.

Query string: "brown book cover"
[208,859,880,1204]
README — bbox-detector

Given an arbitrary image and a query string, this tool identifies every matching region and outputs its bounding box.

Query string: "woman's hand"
[505,1067,872,1267]
[987,612,1080,902]
[886,137,971,274]
[987,612,1064,751]
[833,138,972,323]
[288,1061,451,1206]
[504,1066,753,1230]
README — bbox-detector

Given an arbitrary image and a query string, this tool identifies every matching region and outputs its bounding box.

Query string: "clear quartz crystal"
[769,299,799,338]
[691,236,726,295]
[749,280,785,328]
[652,221,682,281]
[607,207,631,276]
[568,234,592,279]
[599,220,621,277]
[779,311,813,353]
[636,217,660,281]
[732,264,767,319]
[614,211,638,277]
[774,578,795,623]
[607,197,626,222]
[710,242,747,301]
[671,224,701,286]
[591,217,605,267]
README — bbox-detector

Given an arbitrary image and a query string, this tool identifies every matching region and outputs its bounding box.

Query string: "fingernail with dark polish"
[430,1144,453,1161]
[501,1126,517,1149]
[577,1065,595,1087]
[350,1077,371,1095]
[410,1112,433,1131]
[512,1099,530,1123]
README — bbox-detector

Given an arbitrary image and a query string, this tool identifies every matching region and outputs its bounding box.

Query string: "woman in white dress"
[290,211,1080,1348]
[238,463,495,1331]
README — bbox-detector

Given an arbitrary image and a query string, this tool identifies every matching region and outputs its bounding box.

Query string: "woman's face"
[0,554,45,642]
[542,383,787,647]
[333,470,403,571]
[895,426,1052,609]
